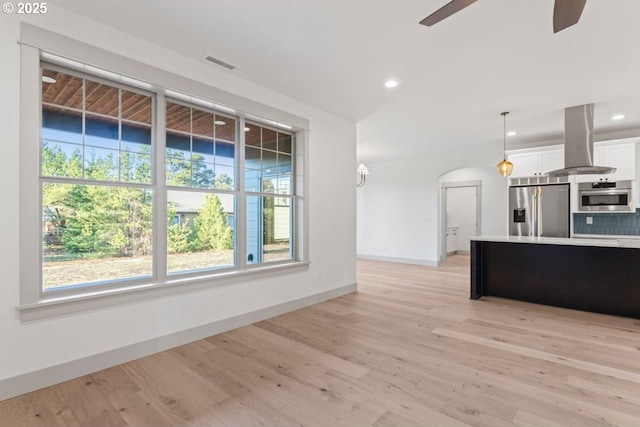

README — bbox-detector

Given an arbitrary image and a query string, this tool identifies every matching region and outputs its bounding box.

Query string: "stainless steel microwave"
[578,180,633,212]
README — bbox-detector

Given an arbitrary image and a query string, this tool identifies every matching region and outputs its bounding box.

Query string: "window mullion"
[237,117,247,270]
[154,93,168,281]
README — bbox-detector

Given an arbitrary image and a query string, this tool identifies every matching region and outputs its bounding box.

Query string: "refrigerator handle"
[534,186,541,237]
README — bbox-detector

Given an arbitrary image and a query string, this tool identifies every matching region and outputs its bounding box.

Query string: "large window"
[35,62,303,299]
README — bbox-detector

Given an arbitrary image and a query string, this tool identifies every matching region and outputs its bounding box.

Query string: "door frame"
[440,180,482,263]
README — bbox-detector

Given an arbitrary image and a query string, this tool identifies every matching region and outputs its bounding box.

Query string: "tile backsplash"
[574,209,640,235]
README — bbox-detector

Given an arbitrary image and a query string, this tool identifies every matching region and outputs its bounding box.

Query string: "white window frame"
[18,24,309,321]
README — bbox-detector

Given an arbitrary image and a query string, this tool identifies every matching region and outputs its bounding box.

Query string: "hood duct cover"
[547,103,616,176]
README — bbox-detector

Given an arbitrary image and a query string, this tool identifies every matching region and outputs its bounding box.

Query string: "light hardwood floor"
[3,255,640,426]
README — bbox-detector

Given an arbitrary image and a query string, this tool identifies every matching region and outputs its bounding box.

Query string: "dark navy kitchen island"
[471,236,640,319]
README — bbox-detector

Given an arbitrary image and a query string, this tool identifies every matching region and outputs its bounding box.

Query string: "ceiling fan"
[420,0,587,33]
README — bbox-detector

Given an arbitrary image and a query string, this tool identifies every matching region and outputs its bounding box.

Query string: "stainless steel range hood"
[547,104,616,176]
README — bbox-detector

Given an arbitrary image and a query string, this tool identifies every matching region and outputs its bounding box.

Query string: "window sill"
[17,261,310,322]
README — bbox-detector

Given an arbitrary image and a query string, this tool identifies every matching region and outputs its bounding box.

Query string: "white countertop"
[472,235,640,248]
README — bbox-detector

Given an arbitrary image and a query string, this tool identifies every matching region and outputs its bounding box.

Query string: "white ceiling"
[50,0,640,164]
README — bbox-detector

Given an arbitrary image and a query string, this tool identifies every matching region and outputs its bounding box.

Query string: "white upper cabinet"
[506,146,563,178]
[508,139,638,182]
[575,139,638,182]
[601,143,636,180]
[540,150,564,174]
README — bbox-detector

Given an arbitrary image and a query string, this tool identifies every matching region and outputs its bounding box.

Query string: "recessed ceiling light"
[612,114,625,120]
[384,80,398,89]
[42,76,56,84]
[214,120,226,125]
[244,127,250,132]
[507,131,516,136]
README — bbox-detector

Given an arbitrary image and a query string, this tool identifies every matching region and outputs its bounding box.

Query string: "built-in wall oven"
[578,180,633,212]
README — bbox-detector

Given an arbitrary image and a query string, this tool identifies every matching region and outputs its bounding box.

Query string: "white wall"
[0,6,356,391]
[440,166,509,236]
[446,186,477,253]
[357,153,508,265]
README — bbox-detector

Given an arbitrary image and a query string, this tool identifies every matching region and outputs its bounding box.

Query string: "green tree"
[41,142,82,178]
[193,194,233,251]
[42,143,153,258]
[121,145,152,183]
[166,151,215,188]
[167,202,196,254]
[214,173,233,190]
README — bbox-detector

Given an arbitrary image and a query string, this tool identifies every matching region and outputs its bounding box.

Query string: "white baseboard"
[0,283,357,402]
[356,254,437,267]
[447,250,470,256]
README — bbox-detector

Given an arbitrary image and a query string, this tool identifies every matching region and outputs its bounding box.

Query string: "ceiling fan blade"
[553,0,587,33]
[419,0,479,27]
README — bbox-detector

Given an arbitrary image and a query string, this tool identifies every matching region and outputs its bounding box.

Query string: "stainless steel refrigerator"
[509,184,570,238]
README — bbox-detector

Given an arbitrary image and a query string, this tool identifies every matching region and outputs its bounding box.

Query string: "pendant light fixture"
[496,111,514,177]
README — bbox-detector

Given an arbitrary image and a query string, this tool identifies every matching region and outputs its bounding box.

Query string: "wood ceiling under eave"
[41,69,237,141]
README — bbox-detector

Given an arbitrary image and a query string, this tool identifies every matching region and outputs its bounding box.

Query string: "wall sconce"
[357,164,369,187]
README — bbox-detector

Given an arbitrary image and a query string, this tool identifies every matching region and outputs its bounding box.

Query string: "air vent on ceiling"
[206,56,236,70]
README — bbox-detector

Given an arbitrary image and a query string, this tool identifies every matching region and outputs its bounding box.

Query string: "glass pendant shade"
[497,111,513,177]
[497,159,514,177]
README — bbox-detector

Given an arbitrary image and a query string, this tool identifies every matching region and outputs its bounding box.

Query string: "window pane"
[120,122,152,184]
[120,151,151,184]
[41,140,83,178]
[262,128,277,151]
[42,69,83,109]
[42,105,83,144]
[167,191,235,273]
[214,165,234,190]
[122,90,152,124]
[192,109,213,138]
[122,122,152,153]
[166,132,191,159]
[277,153,292,174]
[246,196,292,264]
[277,175,292,195]
[85,80,119,117]
[166,157,192,187]
[245,168,261,192]
[245,146,261,168]
[262,176,277,193]
[193,138,214,163]
[42,183,153,291]
[245,124,260,146]
[278,133,292,154]
[191,161,215,189]
[85,147,119,181]
[85,114,119,149]
[261,150,277,193]
[166,102,191,133]
[215,115,236,142]
[215,141,235,166]
[262,149,277,170]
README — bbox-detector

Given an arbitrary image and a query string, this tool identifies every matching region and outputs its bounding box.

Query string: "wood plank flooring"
[3,255,640,426]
